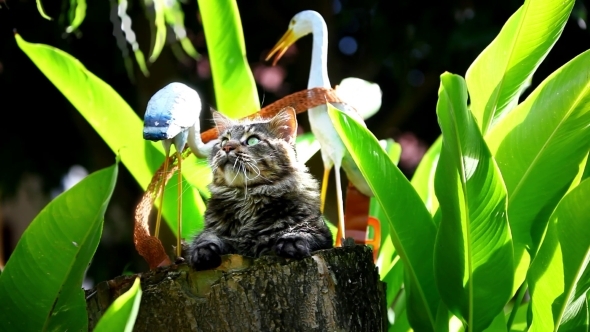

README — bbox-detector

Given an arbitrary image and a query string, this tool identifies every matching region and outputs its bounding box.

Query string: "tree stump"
[85,245,386,331]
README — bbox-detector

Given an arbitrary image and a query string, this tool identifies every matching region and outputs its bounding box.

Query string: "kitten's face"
[209,108,298,188]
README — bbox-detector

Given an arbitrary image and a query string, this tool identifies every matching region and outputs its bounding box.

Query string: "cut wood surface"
[86,245,386,331]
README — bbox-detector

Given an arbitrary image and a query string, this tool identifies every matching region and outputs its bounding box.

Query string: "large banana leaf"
[433,73,513,331]
[15,34,208,239]
[372,139,404,308]
[466,0,574,134]
[94,277,142,332]
[528,178,590,331]
[328,105,439,331]
[374,139,403,274]
[486,48,590,290]
[0,163,117,331]
[196,0,260,117]
[411,136,442,216]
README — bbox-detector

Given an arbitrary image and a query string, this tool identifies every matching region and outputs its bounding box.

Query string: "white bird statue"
[266,10,373,242]
[143,82,215,257]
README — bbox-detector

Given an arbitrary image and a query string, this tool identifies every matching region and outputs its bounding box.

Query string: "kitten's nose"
[222,141,239,153]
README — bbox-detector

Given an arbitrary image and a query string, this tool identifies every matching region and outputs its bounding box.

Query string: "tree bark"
[86,245,386,331]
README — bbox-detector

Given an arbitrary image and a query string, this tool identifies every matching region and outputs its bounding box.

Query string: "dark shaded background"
[0,0,588,286]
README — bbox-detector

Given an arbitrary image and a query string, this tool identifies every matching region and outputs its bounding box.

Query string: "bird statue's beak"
[265,29,296,66]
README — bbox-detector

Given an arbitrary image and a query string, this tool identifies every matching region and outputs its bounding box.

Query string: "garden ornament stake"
[266,10,373,242]
[143,82,215,258]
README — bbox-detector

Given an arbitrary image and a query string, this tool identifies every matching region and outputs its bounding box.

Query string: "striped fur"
[187,109,333,271]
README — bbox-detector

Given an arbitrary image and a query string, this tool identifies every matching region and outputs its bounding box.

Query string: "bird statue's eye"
[290,19,296,26]
[246,136,260,146]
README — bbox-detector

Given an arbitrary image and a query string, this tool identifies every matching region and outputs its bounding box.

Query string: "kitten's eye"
[246,136,260,146]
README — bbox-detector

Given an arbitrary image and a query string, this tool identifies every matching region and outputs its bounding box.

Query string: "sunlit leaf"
[117,0,150,77]
[411,136,441,216]
[146,0,167,63]
[163,0,200,60]
[0,163,117,331]
[433,73,513,331]
[15,34,207,238]
[567,154,589,195]
[528,178,590,331]
[328,104,439,331]
[390,294,412,332]
[197,0,260,117]
[382,253,403,308]
[559,297,589,331]
[36,0,53,20]
[582,152,590,182]
[133,49,150,77]
[66,0,87,33]
[373,139,404,308]
[486,48,590,291]
[374,138,402,283]
[508,302,529,332]
[466,0,575,134]
[484,311,508,332]
[93,277,142,332]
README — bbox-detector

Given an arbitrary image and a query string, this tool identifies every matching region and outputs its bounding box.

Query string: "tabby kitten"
[188,107,333,271]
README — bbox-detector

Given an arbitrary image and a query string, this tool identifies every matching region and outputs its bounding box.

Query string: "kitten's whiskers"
[244,161,272,184]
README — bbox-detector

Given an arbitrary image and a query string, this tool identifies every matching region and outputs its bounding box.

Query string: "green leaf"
[466,0,575,134]
[382,253,404,308]
[328,104,439,330]
[197,0,260,117]
[118,0,150,77]
[36,0,53,20]
[66,0,87,33]
[373,139,403,284]
[147,0,167,63]
[484,311,508,332]
[163,0,200,60]
[566,154,589,197]
[411,136,442,216]
[528,178,590,331]
[559,297,589,332]
[0,163,118,331]
[508,302,530,332]
[433,73,513,331]
[15,34,207,238]
[372,139,404,307]
[94,277,143,332]
[382,138,402,165]
[486,48,590,290]
[390,295,412,332]
[581,152,590,182]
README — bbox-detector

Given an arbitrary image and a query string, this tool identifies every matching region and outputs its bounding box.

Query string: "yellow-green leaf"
[466,0,574,134]
[197,0,260,117]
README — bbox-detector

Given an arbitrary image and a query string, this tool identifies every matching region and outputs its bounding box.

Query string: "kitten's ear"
[212,111,233,133]
[269,107,298,144]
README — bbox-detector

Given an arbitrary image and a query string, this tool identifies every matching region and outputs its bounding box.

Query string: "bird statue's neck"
[308,18,330,89]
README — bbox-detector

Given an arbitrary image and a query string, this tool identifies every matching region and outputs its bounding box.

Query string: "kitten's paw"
[189,242,222,271]
[275,233,311,259]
